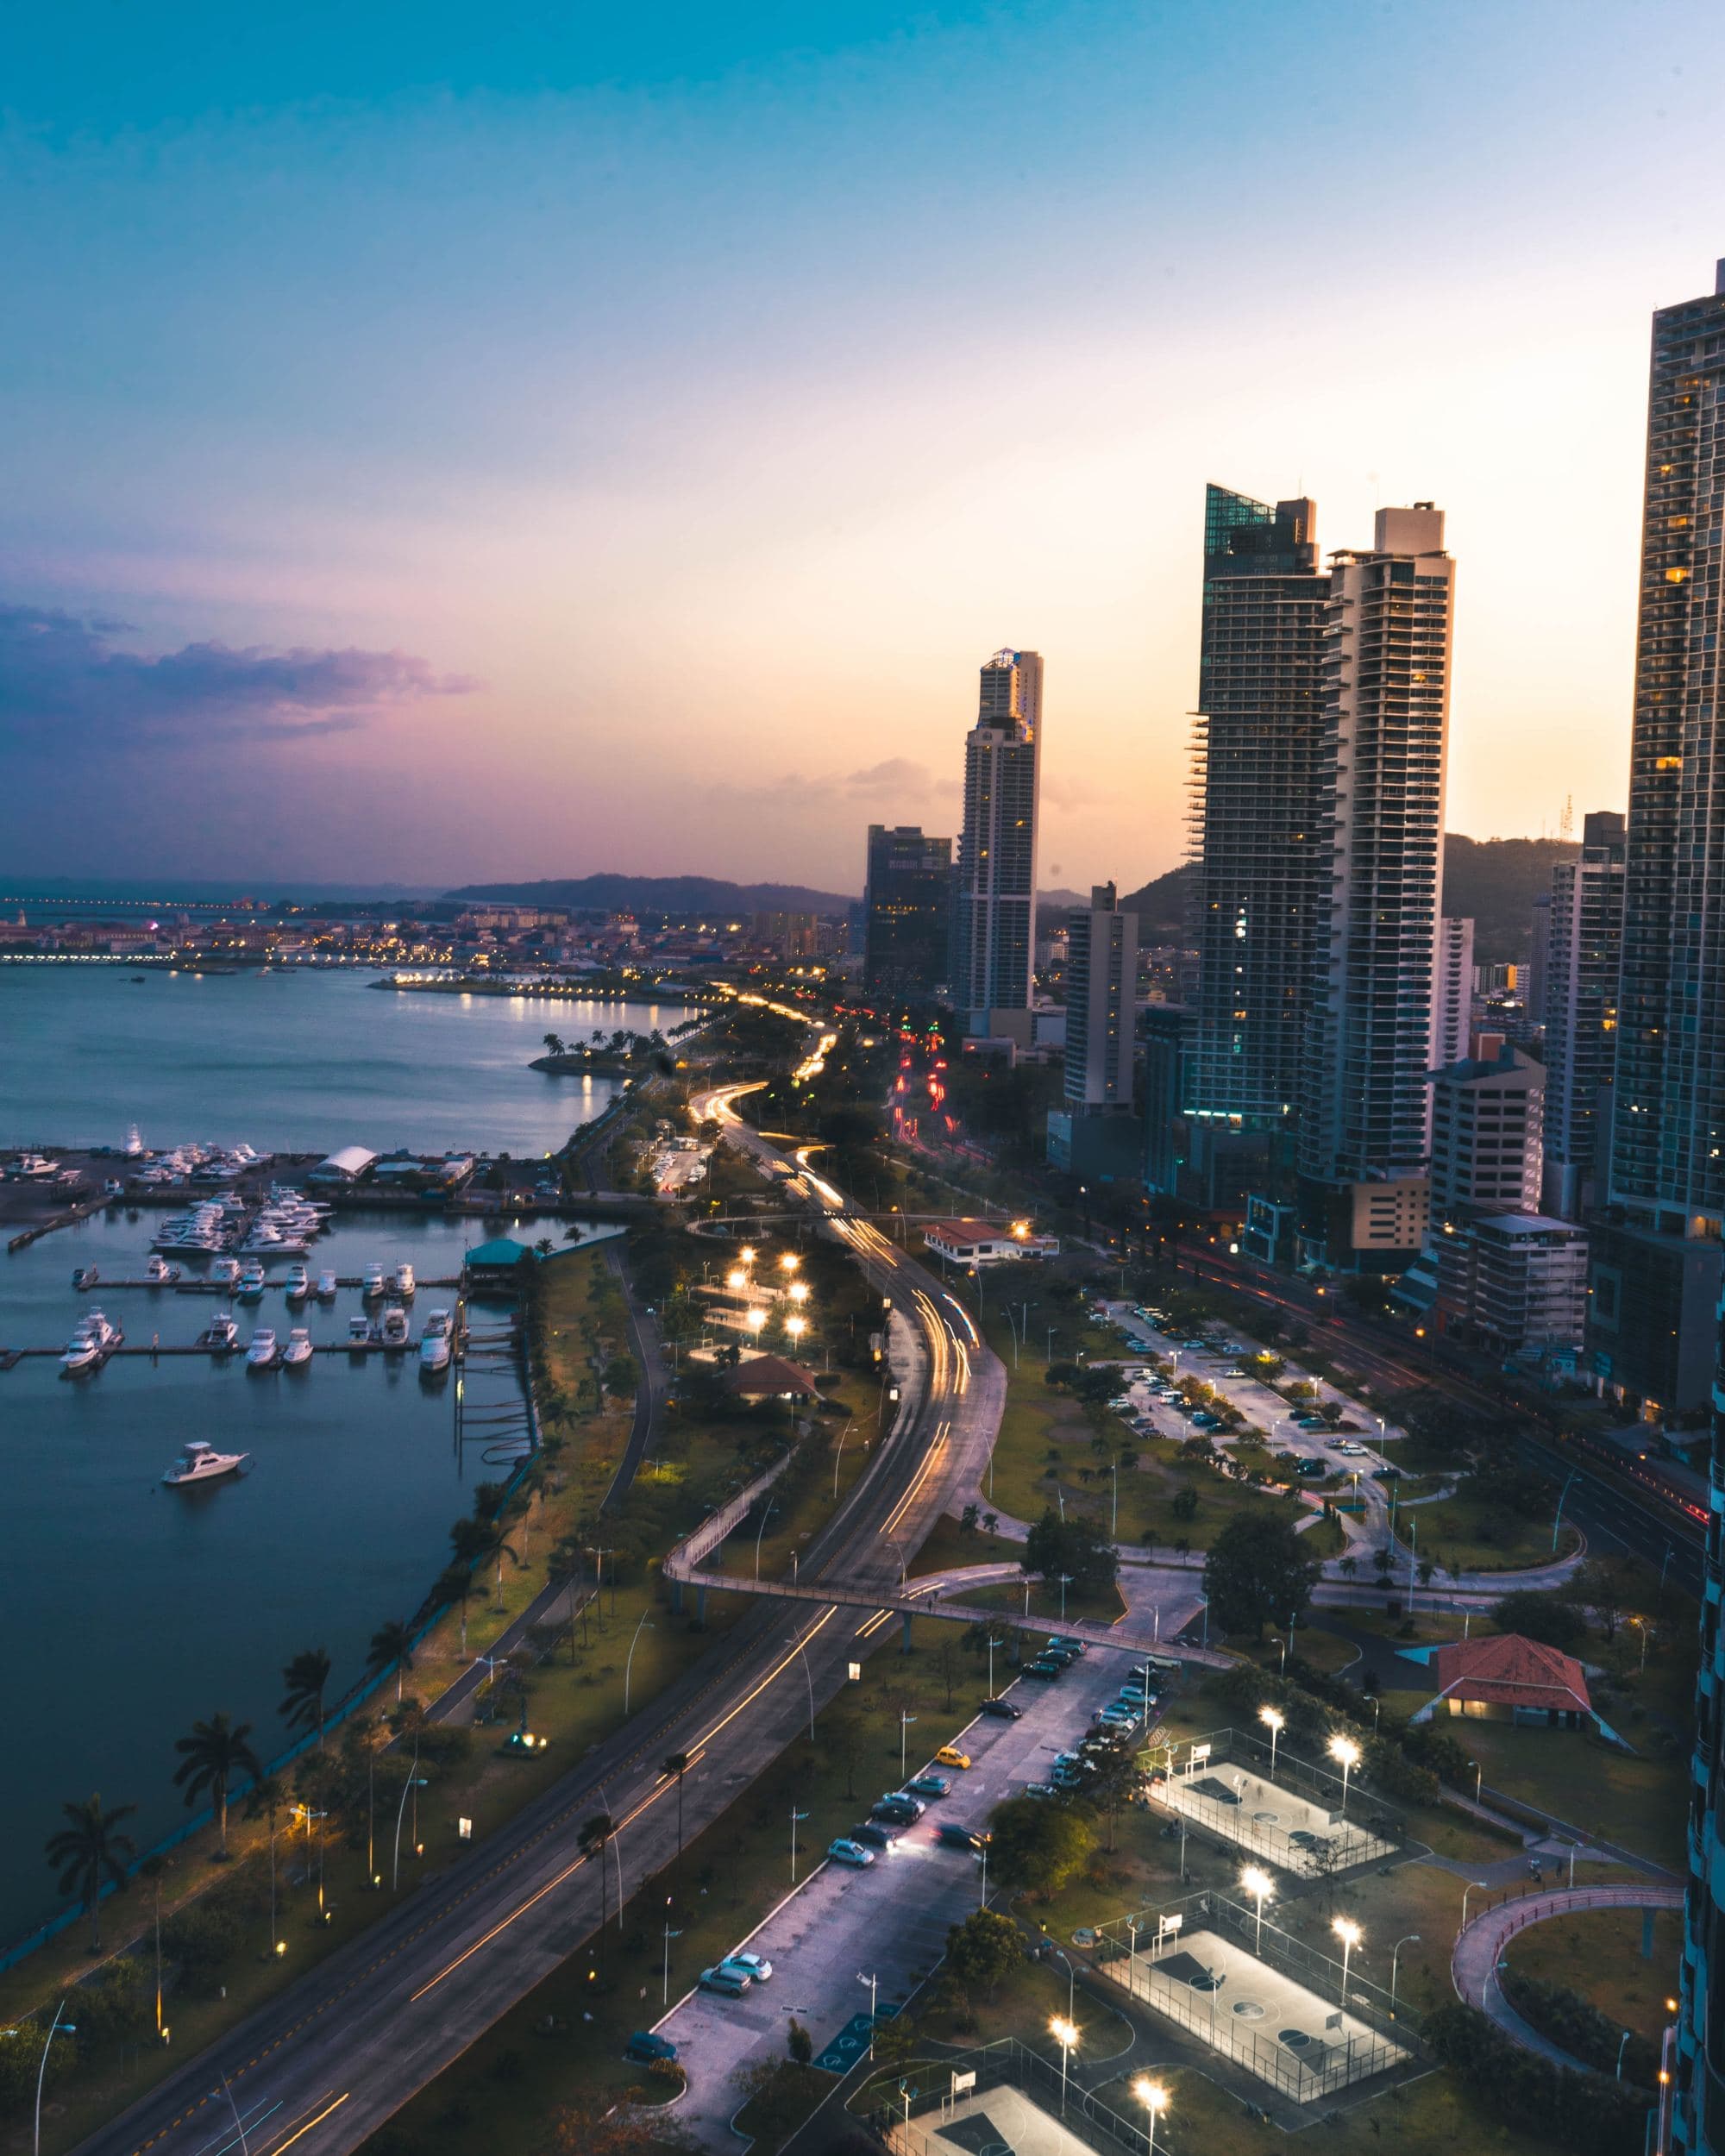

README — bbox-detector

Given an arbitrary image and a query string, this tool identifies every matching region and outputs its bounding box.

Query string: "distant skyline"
[3,3,1723,887]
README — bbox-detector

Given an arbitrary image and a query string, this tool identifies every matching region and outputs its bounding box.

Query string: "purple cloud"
[0,603,478,744]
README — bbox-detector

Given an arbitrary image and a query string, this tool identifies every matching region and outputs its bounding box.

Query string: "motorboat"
[162,1440,249,1488]
[390,1262,416,1299]
[281,1326,313,1369]
[235,1263,267,1302]
[316,1269,338,1300]
[348,1313,371,1344]
[145,1255,181,1285]
[285,1263,310,1302]
[72,1264,100,1289]
[246,1327,279,1370]
[418,1309,452,1375]
[362,1263,386,1298]
[214,1257,241,1286]
[198,1312,240,1351]
[380,1305,411,1350]
[60,1308,119,1374]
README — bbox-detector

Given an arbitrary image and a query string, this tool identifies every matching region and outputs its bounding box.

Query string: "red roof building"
[1414,1633,1596,1731]
[720,1355,822,1399]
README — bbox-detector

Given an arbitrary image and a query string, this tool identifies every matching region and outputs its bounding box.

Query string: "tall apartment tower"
[1189,487,1329,1144]
[862,825,952,1000]
[951,648,1043,1031]
[1541,811,1625,1219]
[1063,883,1138,1108]
[1428,1032,1544,1219]
[1431,916,1476,1070]
[1297,505,1456,1263]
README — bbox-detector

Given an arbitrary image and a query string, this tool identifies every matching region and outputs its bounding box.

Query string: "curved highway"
[72,1085,1004,2156]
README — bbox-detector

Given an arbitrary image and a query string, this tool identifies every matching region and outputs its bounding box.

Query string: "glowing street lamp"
[1050,2016,1078,2115]
[780,1252,800,1274]
[786,1316,807,1341]
[740,1246,757,1265]
[726,1268,746,1290]
[1132,2078,1168,2156]
[746,1309,767,1334]
[1259,1704,1284,1781]
[1328,1733,1361,1819]
[1241,1865,1273,1954]
[1333,1915,1362,2003]
[788,1280,810,1303]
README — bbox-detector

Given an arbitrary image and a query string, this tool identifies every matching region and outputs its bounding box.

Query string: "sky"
[3,3,1724,895]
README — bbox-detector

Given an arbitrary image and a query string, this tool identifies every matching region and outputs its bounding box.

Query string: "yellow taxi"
[935,1745,972,1771]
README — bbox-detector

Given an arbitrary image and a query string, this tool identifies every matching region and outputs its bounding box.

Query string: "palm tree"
[244,1773,290,1952]
[662,1752,691,1862]
[172,1714,262,1858]
[578,1813,614,1971]
[367,1620,416,1706]
[543,1031,565,1056]
[45,1793,137,1952]
[435,1563,475,1655]
[474,1518,521,1613]
[279,1647,333,1747]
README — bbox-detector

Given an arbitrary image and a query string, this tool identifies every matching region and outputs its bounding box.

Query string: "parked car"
[935,1745,972,1770]
[828,1839,876,1867]
[873,1793,925,1821]
[1024,1658,1064,1680]
[905,1773,950,1800]
[852,1821,895,1850]
[979,1697,1023,1720]
[699,1965,753,1996]
[1022,1781,1059,1799]
[936,1823,989,1852]
[1047,1636,1088,1657]
[625,2031,679,2064]
[720,1952,774,1984]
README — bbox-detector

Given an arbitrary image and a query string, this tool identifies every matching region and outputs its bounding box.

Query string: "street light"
[789,1281,810,1303]
[1132,2078,1168,2156]
[1328,1733,1361,1819]
[900,1710,918,1778]
[624,1609,656,1714]
[1241,1866,1273,1954]
[1390,1933,1421,2012]
[786,1315,807,1341]
[1461,1878,1490,1930]
[726,1268,746,1290]
[1364,1693,1381,1733]
[1270,1632,1287,1675]
[1259,1705,1284,1782]
[33,2001,75,2156]
[1050,2015,1078,2116]
[1333,1915,1362,2004]
[746,1308,767,1334]
[780,1252,800,1274]
[1058,1573,1075,1621]
[858,1971,879,2058]
[790,1805,811,1883]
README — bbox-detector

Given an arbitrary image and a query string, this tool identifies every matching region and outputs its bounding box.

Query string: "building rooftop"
[1427,1633,1592,1717]
[721,1355,821,1398]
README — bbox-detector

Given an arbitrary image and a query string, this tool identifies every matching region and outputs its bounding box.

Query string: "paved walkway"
[1451,1883,1684,2065]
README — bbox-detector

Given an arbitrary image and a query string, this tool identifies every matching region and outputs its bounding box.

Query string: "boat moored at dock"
[418,1308,452,1375]
[246,1326,279,1370]
[284,1263,310,1302]
[389,1261,416,1298]
[379,1304,411,1350]
[281,1326,313,1368]
[61,1308,121,1375]
[197,1311,241,1351]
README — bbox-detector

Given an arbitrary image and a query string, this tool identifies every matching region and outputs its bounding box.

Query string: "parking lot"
[654,1642,1169,2147]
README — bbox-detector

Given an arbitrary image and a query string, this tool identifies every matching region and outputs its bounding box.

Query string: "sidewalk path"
[1451,1883,1683,2066]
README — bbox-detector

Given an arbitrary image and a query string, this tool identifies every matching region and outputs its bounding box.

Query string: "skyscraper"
[1541,810,1624,1219]
[1189,487,1328,1138]
[1063,883,1137,1108]
[1431,915,1476,1072]
[862,824,952,1000]
[950,648,1043,1031]
[1297,505,1456,1264]
[1593,260,1725,1419]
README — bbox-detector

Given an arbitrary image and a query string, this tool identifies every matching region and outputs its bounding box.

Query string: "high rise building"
[861,825,952,1000]
[1541,811,1625,1219]
[1063,883,1138,1108]
[1297,505,1456,1264]
[1526,893,1552,1031]
[950,648,1043,1032]
[1428,1032,1543,1219]
[1593,259,1725,1421]
[1189,487,1328,1139]
[1431,916,1475,1071]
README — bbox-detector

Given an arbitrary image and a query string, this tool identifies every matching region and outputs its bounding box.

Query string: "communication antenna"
[1559,793,1574,842]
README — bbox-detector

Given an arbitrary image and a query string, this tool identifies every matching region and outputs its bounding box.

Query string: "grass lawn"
[1450,1725,1688,1865]
[1504,1906,1683,2046]
[1396,1496,1581,1576]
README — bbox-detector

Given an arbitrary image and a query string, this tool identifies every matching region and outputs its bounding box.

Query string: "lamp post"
[831,1419,855,1501]
[754,1498,779,1583]
[1270,1633,1286,1675]
[900,1711,917,1779]
[1050,2016,1078,2116]
[1132,2078,1168,2156]
[1461,1878,1490,1931]
[858,1971,879,2058]
[391,1739,426,1892]
[790,1806,810,1883]
[787,1629,816,1740]
[1260,1704,1283,1782]
[1617,2028,1633,2079]
[1241,1866,1273,1955]
[1364,1693,1381,1733]
[1328,1733,1360,1820]
[1333,1916,1362,2006]
[34,2001,76,2156]
[1058,1574,1075,1622]
[1552,1470,1578,1554]
[1390,1934,1421,2012]
[624,1609,655,1715]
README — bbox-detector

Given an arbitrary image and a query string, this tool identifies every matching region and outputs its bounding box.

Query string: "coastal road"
[73,1084,1006,2156]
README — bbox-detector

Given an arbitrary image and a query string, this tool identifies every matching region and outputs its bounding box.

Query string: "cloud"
[0,603,477,745]
[706,756,957,818]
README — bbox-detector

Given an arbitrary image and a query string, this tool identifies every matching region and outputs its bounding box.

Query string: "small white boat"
[72,1264,100,1290]
[348,1313,371,1344]
[285,1263,310,1303]
[162,1439,249,1488]
[60,1308,119,1374]
[246,1327,279,1370]
[214,1257,241,1285]
[380,1305,411,1349]
[316,1269,338,1300]
[145,1255,181,1285]
[281,1326,313,1368]
[198,1311,240,1351]
[390,1262,416,1299]
[418,1309,452,1375]
[235,1263,267,1302]
[362,1263,386,1298]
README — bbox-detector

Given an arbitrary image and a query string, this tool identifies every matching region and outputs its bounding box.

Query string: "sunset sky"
[3,2,1723,893]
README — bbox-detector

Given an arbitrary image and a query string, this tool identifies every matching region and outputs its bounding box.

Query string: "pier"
[60,1274,465,1294]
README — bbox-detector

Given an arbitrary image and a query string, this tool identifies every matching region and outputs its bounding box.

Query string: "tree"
[1563,1558,1630,1643]
[579,1814,614,1971]
[172,1713,263,1857]
[944,1908,1023,2000]
[1021,1508,1119,1596]
[45,1793,137,1952]
[279,1647,333,1746]
[473,1517,523,1611]
[1492,1590,1589,1651]
[663,1752,692,1860]
[1202,1510,1320,1641]
[986,1795,1095,1896]
[367,1620,417,1706]
[543,1032,565,1056]
[787,2017,813,2066]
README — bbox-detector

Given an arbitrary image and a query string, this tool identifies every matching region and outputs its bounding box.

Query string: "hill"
[1118,834,1579,962]
[442,873,856,918]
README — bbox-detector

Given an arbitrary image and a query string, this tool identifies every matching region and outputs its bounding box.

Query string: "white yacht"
[60,1309,119,1374]
[246,1327,279,1370]
[198,1311,240,1351]
[162,1439,249,1487]
[380,1305,411,1350]
[281,1326,313,1369]
[347,1313,372,1344]
[418,1309,452,1375]
[145,1255,181,1285]
[362,1263,386,1298]
[284,1263,310,1302]
[235,1262,267,1301]
[390,1262,417,1299]
[316,1269,338,1300]
[214,1257,242,1286]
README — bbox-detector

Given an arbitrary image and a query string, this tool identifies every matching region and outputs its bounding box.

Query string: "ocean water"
[0,967,664,1949]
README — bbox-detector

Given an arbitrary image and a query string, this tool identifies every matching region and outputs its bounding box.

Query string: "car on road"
[1022,1780,1060,1798]
[720,1952,774,1984]
[625,2031,679,2064]
[936,1823,990,1851]
[1047,1635,1088,1656]
[935,1745,972,1770]
[905,1772,950,1799]
[1295,1457,1327,1477]
[1024,1658,1064,1680]
[872,1793,925,1822]
[979,1697,1023,1720]
[828,1838,876,1867]
[699,1965,753,1996]
[851,1821,896,1850]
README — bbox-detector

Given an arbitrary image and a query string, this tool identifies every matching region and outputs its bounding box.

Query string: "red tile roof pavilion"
[1427,1633,1593,1718]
